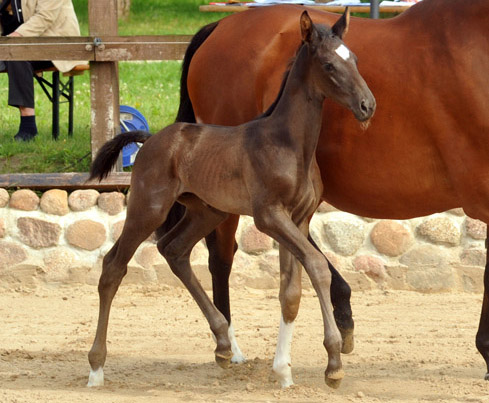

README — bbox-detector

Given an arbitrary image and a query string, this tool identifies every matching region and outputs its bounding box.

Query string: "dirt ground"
[0,284,488,403]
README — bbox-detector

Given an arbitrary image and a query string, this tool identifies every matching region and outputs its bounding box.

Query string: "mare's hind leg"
[157,199,233,367]
[88,188,177,387]
[476,227,489,379]
[205,215,245,363]
[308,235,354,354]
[254,209,343,388]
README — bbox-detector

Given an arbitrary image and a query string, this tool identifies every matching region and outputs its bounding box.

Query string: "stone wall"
[0,188,485,293]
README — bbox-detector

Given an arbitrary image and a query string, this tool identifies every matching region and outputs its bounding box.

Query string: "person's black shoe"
[14,131,37,142]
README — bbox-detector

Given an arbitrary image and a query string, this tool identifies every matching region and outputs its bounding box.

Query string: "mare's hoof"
[325,368,345,389]
[215,351,233,369]
[339,327,354,354]
[484,372,489,381]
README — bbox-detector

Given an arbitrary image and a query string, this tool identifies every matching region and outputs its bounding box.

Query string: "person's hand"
[7,32,22,37]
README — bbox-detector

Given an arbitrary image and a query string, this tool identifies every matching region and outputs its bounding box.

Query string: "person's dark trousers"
[6,60,53,141]
[6,60,53,108]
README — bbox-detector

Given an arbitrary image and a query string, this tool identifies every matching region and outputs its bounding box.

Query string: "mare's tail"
[175,20,219,124]
[154,21,220,240]
[89,130,151,182]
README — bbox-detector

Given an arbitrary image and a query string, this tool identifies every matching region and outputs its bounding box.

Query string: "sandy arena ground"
[0,284,488,403]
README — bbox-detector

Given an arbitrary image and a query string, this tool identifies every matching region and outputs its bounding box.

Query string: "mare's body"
[87,11,375,388]
[174,0,489,378]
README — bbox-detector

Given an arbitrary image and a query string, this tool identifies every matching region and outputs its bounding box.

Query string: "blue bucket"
[120,105,150,167]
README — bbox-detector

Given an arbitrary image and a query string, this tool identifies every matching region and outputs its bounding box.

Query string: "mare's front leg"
[308,234,354,354]
[272,245,302,387]
[205,215,245,363]
[88,190,177,387]
[158,200,233,367]
[476,226,489,379]
[254,209,343,389]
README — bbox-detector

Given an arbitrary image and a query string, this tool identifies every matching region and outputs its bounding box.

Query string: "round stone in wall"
[416,217,460,246]
[370,220,413,257]
[0,241,28,269]
[0,188,9,207]
[68,189,100,211]
[98,192,126,215]
[464,217,487,240]
[323,214,365,256]
[40,189,69,216]
[240,224,274,255]
[17,217,61,248]
[9,189,39,211]
[353,255,386,281]
[66,220,106,251]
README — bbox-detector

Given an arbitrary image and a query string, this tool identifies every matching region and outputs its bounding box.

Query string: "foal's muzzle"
[355,95,376,122]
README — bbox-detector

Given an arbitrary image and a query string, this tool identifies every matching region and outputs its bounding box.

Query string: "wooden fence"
[0,0,191,189]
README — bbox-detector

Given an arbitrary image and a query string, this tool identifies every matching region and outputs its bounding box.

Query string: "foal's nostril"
[360,99,369,114]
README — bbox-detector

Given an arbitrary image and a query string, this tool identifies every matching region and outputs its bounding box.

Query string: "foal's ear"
[300,11,314,43]
[332,7,350,39]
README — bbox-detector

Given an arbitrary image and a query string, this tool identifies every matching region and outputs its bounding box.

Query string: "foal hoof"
[484,372,489,381]
[339,327,354,354]
[325,368,345,389]
[87,367,104,387]
[215,350,233,369]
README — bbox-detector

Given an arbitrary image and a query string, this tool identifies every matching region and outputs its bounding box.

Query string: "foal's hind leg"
[254,209,343,388]
[87,189,177,387]
[157,200,233,367]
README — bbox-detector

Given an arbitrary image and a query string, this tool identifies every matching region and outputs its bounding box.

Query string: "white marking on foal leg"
[229,323,246,363]
[335,44,351,61]
[213,324,246,363]
[87,367,104,387]
[273,316,295,388]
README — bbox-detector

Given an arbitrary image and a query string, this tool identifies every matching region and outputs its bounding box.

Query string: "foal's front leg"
[254,209,343,388]
[273,244,302,387]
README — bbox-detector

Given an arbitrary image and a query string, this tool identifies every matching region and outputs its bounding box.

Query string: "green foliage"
[0,0,226,174]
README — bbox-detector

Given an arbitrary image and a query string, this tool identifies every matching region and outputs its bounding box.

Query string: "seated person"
[0,0,85,141]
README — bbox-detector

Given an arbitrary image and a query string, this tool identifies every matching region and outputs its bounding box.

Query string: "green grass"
[0,0,228,174]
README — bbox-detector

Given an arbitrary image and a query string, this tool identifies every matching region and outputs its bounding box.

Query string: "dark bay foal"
[87,10,375,388]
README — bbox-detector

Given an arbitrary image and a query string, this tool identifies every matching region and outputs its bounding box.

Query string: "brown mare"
[86,11,375,388]
[167,0,489,383]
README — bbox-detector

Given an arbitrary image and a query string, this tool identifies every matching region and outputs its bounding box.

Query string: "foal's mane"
[255,23,332,120]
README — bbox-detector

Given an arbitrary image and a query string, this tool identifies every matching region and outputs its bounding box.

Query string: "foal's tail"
[175,20,219,124]
[89,130,151,182]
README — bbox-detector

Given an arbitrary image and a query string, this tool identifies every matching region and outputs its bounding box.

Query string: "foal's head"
[300,10,376,122]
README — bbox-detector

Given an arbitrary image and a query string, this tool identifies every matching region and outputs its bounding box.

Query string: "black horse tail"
[175,20,219,124]
[89,130,151,182]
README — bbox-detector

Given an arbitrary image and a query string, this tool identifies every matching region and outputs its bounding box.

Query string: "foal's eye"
[324,63,334,72]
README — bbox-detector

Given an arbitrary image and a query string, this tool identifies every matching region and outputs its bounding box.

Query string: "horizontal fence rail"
[0,172,131,190]
[0,36,192,61]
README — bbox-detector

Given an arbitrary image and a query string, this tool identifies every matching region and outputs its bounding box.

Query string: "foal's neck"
[269,44,325,156]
